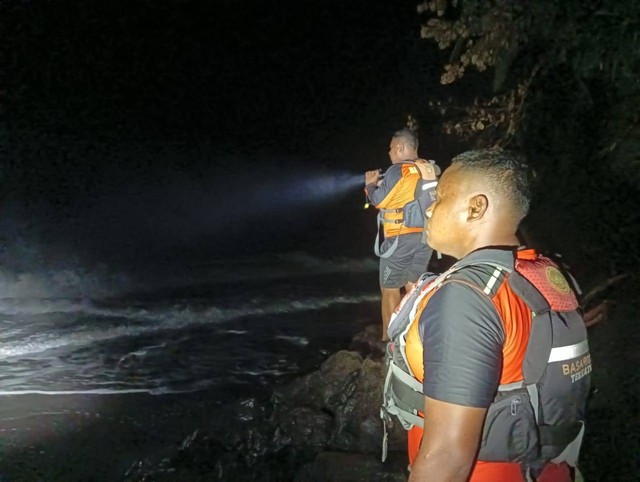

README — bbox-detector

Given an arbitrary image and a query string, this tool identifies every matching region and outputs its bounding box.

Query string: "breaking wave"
[0,293,378,359]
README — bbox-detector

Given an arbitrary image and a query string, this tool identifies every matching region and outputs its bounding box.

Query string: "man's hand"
[365,169,380,186]
[408,397,486,482]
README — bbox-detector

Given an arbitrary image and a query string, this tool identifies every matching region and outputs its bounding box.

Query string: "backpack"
[374,159,438,258]
[380,251,591,478]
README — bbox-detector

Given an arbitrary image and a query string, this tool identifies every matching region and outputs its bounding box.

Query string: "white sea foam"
[0,387,196,396]
[0,293,378,359]
[274,335,309,346]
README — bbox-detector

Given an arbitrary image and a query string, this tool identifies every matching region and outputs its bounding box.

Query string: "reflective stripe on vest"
[548,340,589,363]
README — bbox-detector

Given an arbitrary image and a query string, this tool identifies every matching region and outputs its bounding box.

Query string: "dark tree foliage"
[418,0,640,276]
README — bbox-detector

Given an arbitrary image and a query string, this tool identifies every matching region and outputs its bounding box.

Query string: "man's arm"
[410,281,505,480]
[364,164,403,208]
[408,397,486,482]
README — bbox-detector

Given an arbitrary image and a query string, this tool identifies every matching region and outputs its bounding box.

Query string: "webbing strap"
[390,362,424,393]
[385,402,424,429]
[527,384,540,424]
[374,230,399,258]
[382,354,395,404]
[498,380,524,392]
[382,360,425,433]
[374,211,401,258]
[381,414,389,462]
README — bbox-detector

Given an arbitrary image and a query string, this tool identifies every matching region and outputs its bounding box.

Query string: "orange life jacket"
[369,160,438,258]
[380,249,590,482]
[404,263,532,482]
[374,160,436,238]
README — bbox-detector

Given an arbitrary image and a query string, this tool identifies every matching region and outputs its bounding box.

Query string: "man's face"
[388,137,404,164]
[425,165,474,259]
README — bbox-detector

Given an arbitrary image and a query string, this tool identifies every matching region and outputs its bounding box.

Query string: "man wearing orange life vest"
[407,150,574,482]
[364,128,438,341]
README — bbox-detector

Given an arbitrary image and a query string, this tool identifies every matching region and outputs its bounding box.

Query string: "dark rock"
[274,406,333,449]
[282,346,406,455]
[330,357,393,454]
[208,396,280,450]
[282,350,364,413]
[130,326,409,481]
[349,324,388,360]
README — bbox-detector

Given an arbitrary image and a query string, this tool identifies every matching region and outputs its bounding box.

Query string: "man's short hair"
[393,128,419,151]
[452,149,531,219]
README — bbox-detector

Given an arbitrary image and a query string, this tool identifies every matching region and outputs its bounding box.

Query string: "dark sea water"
[0,253,380,403]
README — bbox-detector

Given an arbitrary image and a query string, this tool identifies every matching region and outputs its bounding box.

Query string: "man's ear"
[467,194,488,221]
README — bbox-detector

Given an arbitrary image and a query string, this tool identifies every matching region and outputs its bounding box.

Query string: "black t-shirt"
[419,249,515,408]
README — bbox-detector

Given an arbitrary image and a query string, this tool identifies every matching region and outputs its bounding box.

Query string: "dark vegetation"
[415,0,640,280]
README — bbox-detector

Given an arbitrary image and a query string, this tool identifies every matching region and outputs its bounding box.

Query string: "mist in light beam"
[247,171,364,214]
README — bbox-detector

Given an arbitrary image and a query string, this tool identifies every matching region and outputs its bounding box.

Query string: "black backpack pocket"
[478,390,540,463]
[402,199,423,228]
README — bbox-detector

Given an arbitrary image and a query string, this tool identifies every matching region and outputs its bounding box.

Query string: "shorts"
[379,232,433,289]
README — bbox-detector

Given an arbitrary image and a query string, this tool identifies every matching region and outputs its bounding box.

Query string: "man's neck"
[459,233,520,259]
[406,150,418,160]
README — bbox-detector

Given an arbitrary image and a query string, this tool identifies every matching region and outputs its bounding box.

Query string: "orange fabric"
[404,273,533,482]
[407,425,423,466]
[516,248,538,260]
[376,163,423,237]
[471,461,525,481]
[404,284,437,382]
[491,281,532,384]
[404,278,533,385]
[537,463,573,482]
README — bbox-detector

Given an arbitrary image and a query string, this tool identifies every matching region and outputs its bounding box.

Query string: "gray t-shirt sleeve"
[420,282,505,408]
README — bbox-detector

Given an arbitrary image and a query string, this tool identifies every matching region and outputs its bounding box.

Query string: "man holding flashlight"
[364,128,439,341]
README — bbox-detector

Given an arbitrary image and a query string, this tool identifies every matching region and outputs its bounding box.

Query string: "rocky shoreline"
[2,296,636,482]
[127,286,640,482]
[125,325,408,481]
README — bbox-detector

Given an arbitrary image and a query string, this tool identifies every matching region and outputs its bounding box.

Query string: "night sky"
[2,0,458,267]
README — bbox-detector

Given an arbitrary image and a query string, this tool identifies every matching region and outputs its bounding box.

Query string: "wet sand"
[0,391,216,482]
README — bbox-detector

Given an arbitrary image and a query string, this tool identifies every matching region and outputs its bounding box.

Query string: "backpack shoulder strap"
[513,252,579,312]
[448,257,553,387]
[394,159,438,181]
[390,259,511,340]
